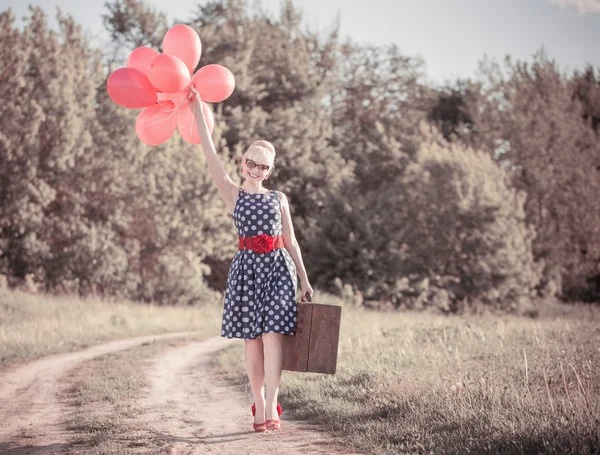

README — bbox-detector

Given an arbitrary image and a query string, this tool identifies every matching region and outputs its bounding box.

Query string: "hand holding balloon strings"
[106,24,235,146]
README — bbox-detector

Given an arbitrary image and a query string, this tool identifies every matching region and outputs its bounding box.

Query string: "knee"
[261,333,283,346]
[244,338,264,350]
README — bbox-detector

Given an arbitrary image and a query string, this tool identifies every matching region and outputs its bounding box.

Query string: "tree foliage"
[1,1,599,310]
[0,7,100,285]
[459,54,600,301]
[313,126,540,312]
[0,6,228,304]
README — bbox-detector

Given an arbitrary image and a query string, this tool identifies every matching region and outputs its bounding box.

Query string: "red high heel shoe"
[265,403,283,430]
[251,403,267,433]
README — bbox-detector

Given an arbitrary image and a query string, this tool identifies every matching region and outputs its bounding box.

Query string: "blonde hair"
[250,140,276,155]
[243,140,276,168]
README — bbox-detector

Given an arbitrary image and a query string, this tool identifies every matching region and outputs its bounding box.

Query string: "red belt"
[238,234,284,254]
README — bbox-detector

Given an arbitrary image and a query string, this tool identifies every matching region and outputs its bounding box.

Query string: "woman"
[192,95,314,432]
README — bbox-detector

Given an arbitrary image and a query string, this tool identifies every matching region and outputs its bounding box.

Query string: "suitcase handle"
[301,292,312,303]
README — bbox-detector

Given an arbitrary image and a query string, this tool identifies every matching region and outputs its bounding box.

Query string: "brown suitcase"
[282,294,342,374]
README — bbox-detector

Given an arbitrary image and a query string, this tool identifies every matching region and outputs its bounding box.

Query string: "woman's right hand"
[191,93,205,119]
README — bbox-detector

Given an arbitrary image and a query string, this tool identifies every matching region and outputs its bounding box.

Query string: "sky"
[3,0,600,85]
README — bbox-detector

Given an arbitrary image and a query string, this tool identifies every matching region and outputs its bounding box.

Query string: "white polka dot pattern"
[221,189,297,339]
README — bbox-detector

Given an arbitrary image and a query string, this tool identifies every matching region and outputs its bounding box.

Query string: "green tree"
[0,6,235,304]
[467,53,600,301]
[0,7,100,287]
[427,80,477,142]
[572,65,600,133]
[330,42,428,190]
[314,126,540,313]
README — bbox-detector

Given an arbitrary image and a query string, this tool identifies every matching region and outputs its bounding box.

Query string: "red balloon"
[135,101,178,146]
[162,24,202,75]
[177,100,214,144]
[191,64,235,103]
[148,54,191,94]
[127,46,160,78]
[106,67,157,109]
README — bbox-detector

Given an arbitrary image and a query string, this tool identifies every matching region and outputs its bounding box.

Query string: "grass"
[218,295,600,455]
[2,287,599,453]
[0,288,222,367]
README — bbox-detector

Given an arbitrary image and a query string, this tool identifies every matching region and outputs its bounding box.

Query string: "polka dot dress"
[221,188,297,339]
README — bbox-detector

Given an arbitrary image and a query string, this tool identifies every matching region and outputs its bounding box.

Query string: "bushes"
[315,126,541,312]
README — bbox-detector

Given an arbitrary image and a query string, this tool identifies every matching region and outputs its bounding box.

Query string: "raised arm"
[192,95,239,213]
[279,191,313,299]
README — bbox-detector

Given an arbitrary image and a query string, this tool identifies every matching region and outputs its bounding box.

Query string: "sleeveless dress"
[221,188,297,339]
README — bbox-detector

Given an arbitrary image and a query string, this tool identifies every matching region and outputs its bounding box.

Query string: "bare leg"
[262,333,284,421]
[245,338,266,424]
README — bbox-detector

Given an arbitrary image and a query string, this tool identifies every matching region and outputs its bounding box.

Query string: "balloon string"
[146,107,176,128]
[146,84,195,128]
[159,96,187,114]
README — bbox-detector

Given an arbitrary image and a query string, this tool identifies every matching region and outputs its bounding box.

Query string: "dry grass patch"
[0,289,222,367]
[218,295,600,454]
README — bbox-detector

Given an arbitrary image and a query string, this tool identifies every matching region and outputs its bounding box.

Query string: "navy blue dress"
[221,188,297,339]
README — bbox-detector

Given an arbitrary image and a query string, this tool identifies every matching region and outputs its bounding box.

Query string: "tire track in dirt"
[0,332,199,454]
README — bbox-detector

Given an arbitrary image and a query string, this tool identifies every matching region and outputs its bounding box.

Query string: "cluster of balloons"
[106,24,235,146]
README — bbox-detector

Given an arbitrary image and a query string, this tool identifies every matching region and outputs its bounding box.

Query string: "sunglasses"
[245,159,270,172]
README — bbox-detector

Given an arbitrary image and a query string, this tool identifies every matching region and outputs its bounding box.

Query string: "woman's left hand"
[300,279,314,302]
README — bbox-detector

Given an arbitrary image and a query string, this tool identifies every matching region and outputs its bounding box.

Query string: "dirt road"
[0,335,354,454]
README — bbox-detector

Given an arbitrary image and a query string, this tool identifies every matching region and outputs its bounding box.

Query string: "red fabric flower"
[253,234,274,254]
